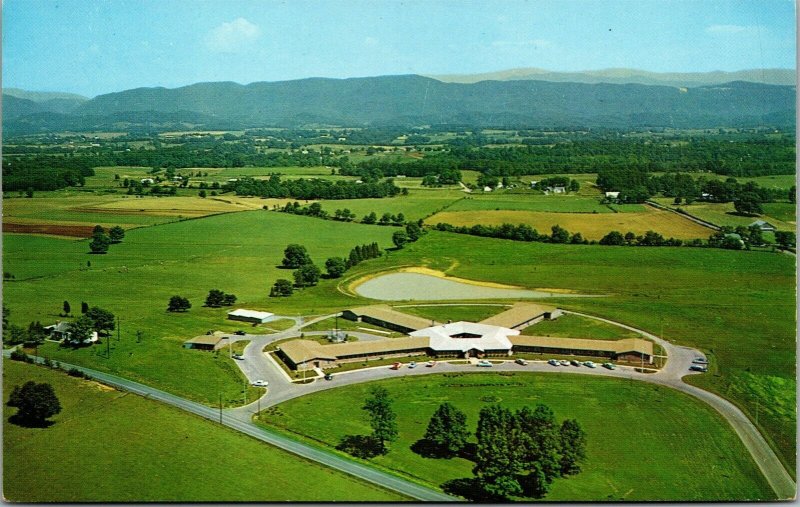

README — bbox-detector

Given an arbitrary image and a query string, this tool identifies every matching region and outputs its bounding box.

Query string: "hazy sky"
[3,0,796,97]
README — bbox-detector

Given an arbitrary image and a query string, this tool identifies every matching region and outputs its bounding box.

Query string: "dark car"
[233,330,246,336]
[324,373,333,381]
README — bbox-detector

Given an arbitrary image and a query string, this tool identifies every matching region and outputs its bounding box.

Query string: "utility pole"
[106,333,110,358]
[243,379,246,405]
[219,393,222,424]
[117,316,120,341]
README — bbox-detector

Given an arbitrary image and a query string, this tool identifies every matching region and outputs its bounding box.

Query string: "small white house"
[45,322,99,344]
[546,186,566,194]
[140,178,155,184]
[483,186,493,192]
[749,220,777,232]
[605,191,620,199]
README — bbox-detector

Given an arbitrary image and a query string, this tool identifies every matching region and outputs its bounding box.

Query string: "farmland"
[258,373,774,501]
[2,360,406,502]
[427,206,712,240]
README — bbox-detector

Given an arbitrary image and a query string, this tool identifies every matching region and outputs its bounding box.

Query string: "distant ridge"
[425,67,797,87]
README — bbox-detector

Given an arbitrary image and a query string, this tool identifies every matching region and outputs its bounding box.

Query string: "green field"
[447,194,621,213]
[663,201,795,231]
[522,313,642,340]
[2,360,406,502]
[761,202,796,223]
[258,373,774,501]
[306,189,464,221]
[2,212,398,405]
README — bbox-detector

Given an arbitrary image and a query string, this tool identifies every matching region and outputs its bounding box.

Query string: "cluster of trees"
[59,306,115,347]
[7,381,62,426]
[598,168,792,206]
[532,176,580,193]
[167,295,192,312]
[598,230,685,247]
[392,221,426,249]
[227,176,401,200]
[89,225,125,254]
[2,155,95,191]
[204,289,237,308]
[3,320,48,347]
[421,169,462,187]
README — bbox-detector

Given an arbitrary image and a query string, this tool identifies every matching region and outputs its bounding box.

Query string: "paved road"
[1,352,454,502]
[227,310,796,500]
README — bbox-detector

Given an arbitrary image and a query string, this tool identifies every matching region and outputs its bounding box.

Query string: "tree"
[392,231,409,249]
[549,225,570,244]
[92,225,105,236]
[269,278,294,297]
[363,386,398,453]
[80,302,89,314]
[9,381,61,425]
[25,187,34,198]
[222,293,237,306]
[569,179,580,192]
[599,231,625,246]
[26,321,47,346]
[199,190,207,198]
[85,307,115,335]
[517,404,561,487]
[775,231,796,248]
[378,212,392,225]
[4,324,28,345]
[293,263,321,287]
[62,301,71,316]
[733,193,763,215]
[64,315,95,346]
[167,295,191,312]
[108,226,125,243]
[325,257,347,278]
[405,222,424,242]
[270,279,294,297]
[559,419,587,475]
[281,244,312,269]
[473,405,523,499]
[89,233,111,254]
[424,402,469,457]
[362,211,377,224]
[205,289,226,307]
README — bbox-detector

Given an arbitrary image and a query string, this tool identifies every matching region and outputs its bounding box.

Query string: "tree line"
[227,176,401,200]
[2,156,95,191]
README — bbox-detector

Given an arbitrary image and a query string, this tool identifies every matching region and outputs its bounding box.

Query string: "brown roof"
[510,336,653,356]
[184,334,225,346]
[279,336,431,364]
[346,305,439,331]
[479,303,557,328]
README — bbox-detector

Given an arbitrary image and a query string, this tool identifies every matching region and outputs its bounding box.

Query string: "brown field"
[3,222,95,238]
[72,195,277,216]
[426,206,713,240]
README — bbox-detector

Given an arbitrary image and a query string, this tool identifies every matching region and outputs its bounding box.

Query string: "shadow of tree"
[441,477,505,502]
[336,434,384,458]
[8,414,54,429]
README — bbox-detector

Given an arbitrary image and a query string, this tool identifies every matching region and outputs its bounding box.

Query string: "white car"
[548,359,560,366]
[251,380,268,387]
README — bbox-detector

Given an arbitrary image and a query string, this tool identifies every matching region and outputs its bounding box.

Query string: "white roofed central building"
[410,322,517,357]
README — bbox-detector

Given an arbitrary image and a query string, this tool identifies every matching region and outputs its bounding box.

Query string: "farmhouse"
[605,191,620,199]
[749,220,777,232]
[341,305,438,334]
[227,309,274,324]
[183,333,226,351]
[546,186,566,194]
[44,321,99,344]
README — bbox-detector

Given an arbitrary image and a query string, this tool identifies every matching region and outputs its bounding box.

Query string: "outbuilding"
[227,309,274,324]
[749,220,777,232]
[183,334,226,351]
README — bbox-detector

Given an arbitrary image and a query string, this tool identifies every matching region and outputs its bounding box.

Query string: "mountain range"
[3,71,795,134]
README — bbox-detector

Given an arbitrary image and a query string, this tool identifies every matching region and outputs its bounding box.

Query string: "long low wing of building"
[510,335,653,363]
[277,336,431,370]
[341,305,440,333]
[479,302,562,329]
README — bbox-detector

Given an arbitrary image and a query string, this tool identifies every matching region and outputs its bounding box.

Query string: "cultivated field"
[446,194,638,213]
[426,206,713,240]
[661,201,796,230]
[2,360,406,502]
[259,373,774,501]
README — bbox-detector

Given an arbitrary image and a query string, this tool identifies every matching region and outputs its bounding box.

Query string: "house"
[529,181,539,189]
[483,186,493,192]
[140,178,155,184]
[749,220,777,232]
[605,191,620,199]
[183,333,226,351]
[227,309,274,324]
[44,322,99,344]
[546,186,566,194]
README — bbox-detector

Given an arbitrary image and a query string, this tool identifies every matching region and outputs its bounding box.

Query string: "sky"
[3,0,796,97]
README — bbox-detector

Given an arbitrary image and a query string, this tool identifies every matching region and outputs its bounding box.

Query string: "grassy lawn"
[2,211,398,406]
[258,373,774,501]
[523,313,642,340]
[658,200,795,231]
[426,207,711,240]
[761,202,796,223]
[2,360,407,502]
[300,316,403,337]
[396,304,509,323]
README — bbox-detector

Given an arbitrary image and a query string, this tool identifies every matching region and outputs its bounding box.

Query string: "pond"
[353,272,594,301]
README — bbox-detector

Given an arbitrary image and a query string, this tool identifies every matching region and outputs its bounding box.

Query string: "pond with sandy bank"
[353,272,597,301]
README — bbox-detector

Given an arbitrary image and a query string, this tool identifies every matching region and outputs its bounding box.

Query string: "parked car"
[515,358,528,366]
[408,361,417,369]
[548,359,559,366]
[690,364,708,372]
[232,354,244,360]
[583,361,597,368]
[602,362,616,370]
[390,362,402,370]
[692,357,708,364]
[570,360,581,367]
[559,360,570,366]
[251,380,268,387]
[324,373,333,381]
[233,330,246,336]
[477,360,493,367]
[426,361,437,367]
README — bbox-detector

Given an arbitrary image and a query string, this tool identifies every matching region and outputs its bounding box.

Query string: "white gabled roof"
[227,309,274,320]
[410,322,517,353]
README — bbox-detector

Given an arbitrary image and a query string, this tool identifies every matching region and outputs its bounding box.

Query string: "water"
[354,272,592,301]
